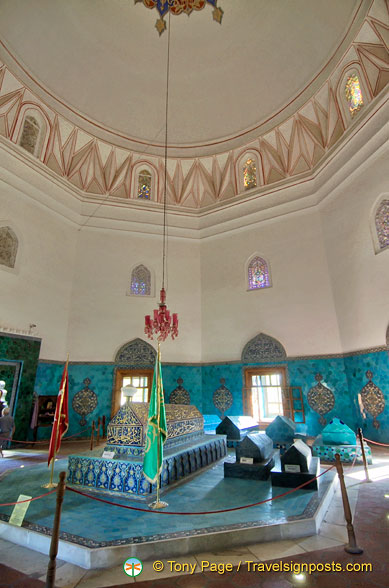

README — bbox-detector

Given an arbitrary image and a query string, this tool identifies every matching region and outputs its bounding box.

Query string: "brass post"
[334,453,363,554]
[102,415,106,439]
[90,420,95,451]
[357,428,372,483]
[45,471,66,588]
[96,417,101,445]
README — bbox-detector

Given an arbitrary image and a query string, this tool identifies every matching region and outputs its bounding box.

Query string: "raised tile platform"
[312,435,372,464]
[0,453,337,569]
[67,434,227,498]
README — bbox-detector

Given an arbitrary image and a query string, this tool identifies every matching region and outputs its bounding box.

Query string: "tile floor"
[0,445,388,588]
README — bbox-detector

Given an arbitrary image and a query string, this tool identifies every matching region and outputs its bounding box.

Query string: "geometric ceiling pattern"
[0,0,388,210]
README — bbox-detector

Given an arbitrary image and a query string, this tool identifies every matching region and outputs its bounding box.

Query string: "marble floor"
[0,445,388,587]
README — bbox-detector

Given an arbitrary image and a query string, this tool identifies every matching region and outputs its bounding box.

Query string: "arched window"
[375,199,389,251]
[19,115,41,155]
[0,226,18,269]
[130,264,151,295]
[247,256,271,290]
[345,74,363,117]
[243,158,257,190]
[137,170,152,199]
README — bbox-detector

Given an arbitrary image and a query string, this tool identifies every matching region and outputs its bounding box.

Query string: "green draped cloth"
[142,349,167,484]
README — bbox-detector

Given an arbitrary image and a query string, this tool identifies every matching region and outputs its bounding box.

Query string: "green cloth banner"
[142,350,167,485]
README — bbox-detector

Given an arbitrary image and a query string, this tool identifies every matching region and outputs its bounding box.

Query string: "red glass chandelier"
[145,288,178,342]
[144,19,178,343]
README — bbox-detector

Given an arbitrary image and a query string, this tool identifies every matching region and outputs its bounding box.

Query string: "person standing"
[0,407,15,458]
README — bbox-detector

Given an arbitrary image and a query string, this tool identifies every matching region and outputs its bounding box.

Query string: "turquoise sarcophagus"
[67,402,226,498]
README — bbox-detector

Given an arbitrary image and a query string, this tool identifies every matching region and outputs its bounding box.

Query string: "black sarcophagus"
[271,439,320,490]
[216,416,259,447]
[224,432,275,480]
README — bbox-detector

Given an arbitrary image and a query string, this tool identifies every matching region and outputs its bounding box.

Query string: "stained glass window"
[137,170,152,199]
[375,200,389,251]
[243,158,257,190]
[19,115,40,155]
[345,74,363,117]
[130,264,151,295]
[248,256,270,290]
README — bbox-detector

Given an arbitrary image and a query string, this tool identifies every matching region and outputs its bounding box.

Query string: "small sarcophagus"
[236,432,273,464]
[281,439,312,473]
[216,415,259,446]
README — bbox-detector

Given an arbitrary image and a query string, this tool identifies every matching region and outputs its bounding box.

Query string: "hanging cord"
[162,13,171,290]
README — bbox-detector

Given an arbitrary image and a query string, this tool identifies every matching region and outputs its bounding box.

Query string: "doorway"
[112,368,154,416]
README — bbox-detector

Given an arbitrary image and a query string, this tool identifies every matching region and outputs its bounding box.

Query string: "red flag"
[48,360,69,466]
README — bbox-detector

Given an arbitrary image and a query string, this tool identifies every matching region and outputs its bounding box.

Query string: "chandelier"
[144,14,178,343]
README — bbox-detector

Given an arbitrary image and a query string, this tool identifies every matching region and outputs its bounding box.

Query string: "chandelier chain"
[162,13,171,290]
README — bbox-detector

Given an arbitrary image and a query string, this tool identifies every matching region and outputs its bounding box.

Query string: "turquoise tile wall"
[343,351,389,444]
[33,349,389,443]
[162,365,202,410]
[287,357,355,437]
[34,362,114,439]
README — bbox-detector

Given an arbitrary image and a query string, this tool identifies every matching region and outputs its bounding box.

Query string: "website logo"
[123,557,143,577]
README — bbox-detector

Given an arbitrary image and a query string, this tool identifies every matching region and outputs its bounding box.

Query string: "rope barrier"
[0,426,92,445]
[362,437,389,447]
[0,488,57,507]
[66,465,335,515]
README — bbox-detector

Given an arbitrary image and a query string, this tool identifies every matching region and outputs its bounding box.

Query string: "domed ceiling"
[0,0,368,154]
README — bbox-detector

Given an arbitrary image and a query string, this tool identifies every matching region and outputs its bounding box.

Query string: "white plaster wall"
[200,207,342,362]
[0,177,77,359]
[319,148,389,351]
[67,229,202,362]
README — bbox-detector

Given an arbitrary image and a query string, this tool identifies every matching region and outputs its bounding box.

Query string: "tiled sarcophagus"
[106,402,205,456]
[312,418,372,464]
[224,432,275,480]
[265,416,296,453]
[216,415,259,447]
[271,439,320,490]
[67,402,227,498]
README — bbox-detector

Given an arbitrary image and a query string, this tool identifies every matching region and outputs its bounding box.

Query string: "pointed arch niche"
[130,161,158,201]
[127,263,154,297]
[371,195,389,254]
[246,254,272,291]
[236,150,262,194]
[12,106,50,161]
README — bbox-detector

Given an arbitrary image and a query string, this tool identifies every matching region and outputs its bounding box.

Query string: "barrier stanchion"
[334,454,363,554]
[102,415,106,439]
[90,421,95,451]
[96,417,101,446]
[45,471,66,588]
[358,428,372,483]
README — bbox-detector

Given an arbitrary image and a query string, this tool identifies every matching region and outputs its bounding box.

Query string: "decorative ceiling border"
[0,0,387,210]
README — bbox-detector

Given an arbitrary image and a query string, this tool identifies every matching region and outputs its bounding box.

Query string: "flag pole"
[43,385,64,488]
[149,342,168,510]
[43,357,68,488]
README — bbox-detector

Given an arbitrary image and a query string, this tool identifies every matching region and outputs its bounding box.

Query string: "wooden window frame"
[112,368,154,417]
[243,367,288,425]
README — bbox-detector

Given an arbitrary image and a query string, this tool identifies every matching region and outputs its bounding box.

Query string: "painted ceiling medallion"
[307,373,335,426]
[360,371,385,429]
[135,0,223,35]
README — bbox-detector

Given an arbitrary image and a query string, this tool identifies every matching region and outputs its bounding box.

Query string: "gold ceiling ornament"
[135,0,223,35]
